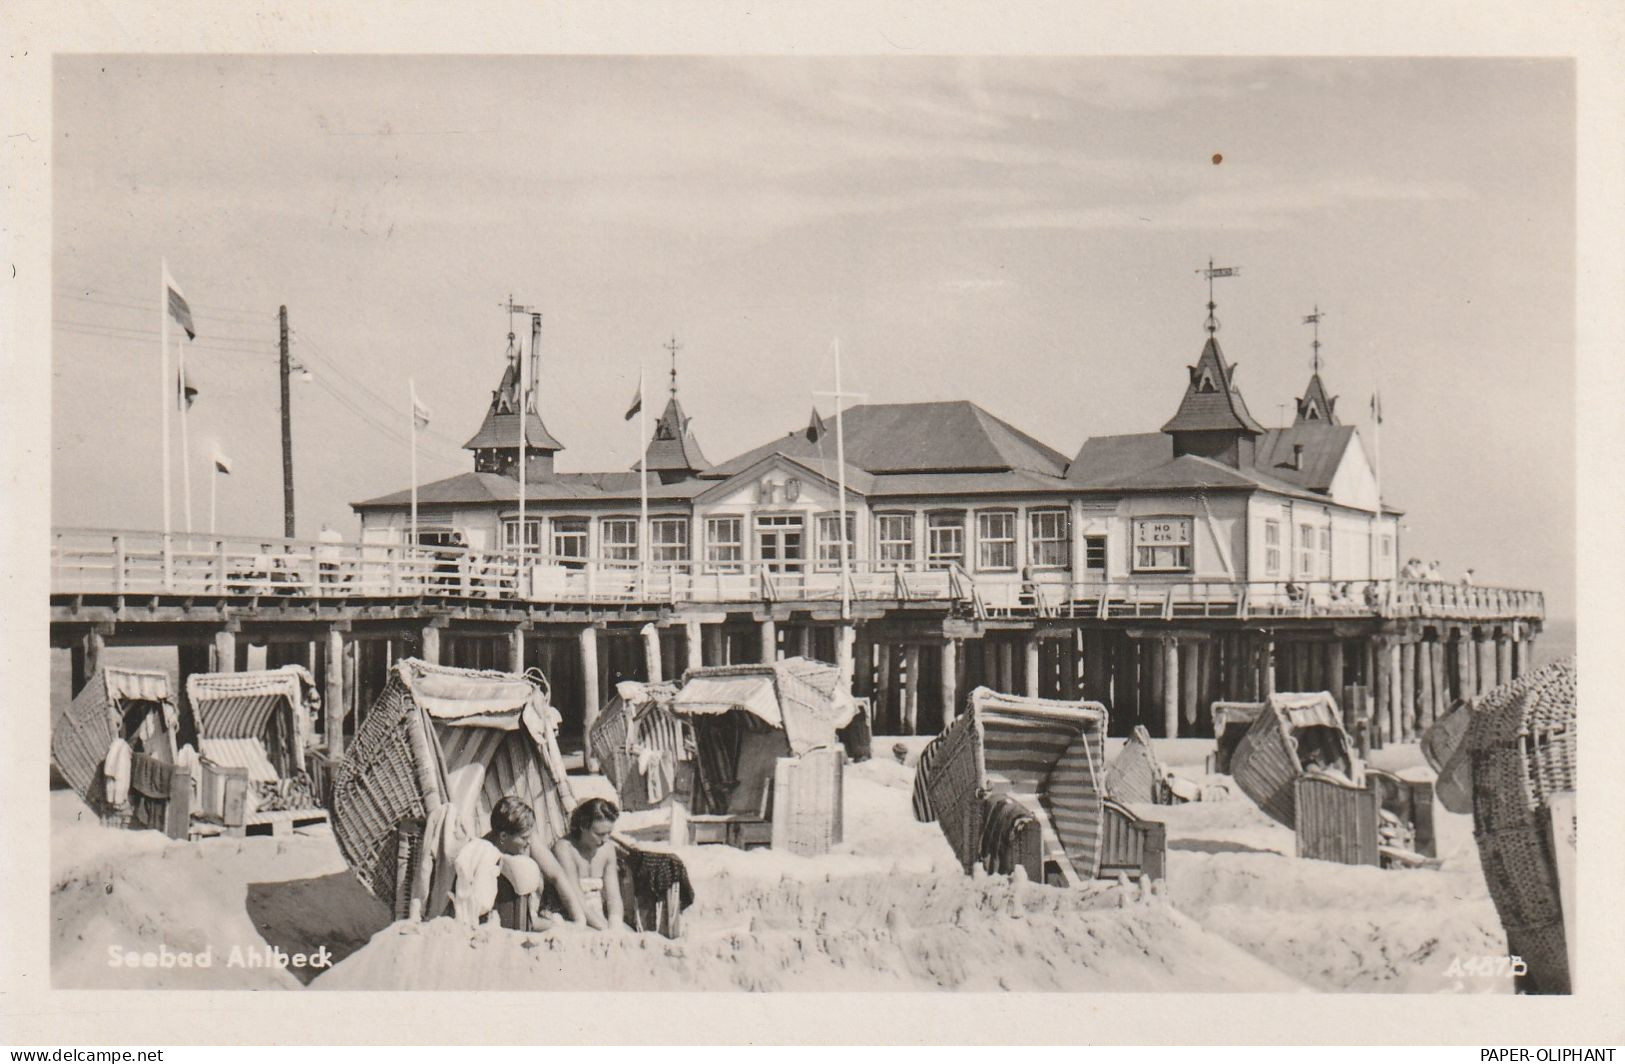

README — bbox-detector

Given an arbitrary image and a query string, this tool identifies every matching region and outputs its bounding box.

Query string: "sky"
[50,56,1575,619]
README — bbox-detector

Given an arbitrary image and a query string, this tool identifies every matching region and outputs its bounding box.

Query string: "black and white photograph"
[4,1,1622,1049]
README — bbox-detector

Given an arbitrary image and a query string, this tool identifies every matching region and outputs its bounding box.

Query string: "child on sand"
[552,797,625,932]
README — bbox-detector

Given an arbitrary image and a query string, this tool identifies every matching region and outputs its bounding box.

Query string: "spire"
[1294,307,1339,424]
[464,317,564,481]
[642,337,710,482]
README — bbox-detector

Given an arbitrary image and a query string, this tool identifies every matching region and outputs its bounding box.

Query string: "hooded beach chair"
[917,688,1164,886]
[1104,725,1169,805]
[52,666,189,837]
[1467,658,1576,995]
[1208,700,1266,775]
[1232,691,1435,868]
[670,657,856,855]
[588,680,692,812]
[332,658,576,919]
[186,665,324,835]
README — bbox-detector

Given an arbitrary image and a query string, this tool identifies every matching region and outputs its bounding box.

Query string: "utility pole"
[279,305,295,538]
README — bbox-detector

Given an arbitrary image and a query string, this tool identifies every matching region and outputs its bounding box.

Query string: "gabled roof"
[641,396,710,474]
[1081,452,1332,501]
[1256,424,1358,493]
[1160,336,1266,436]
[1294,373,1338,425]
[1066,430,1349,502]
[707,400,1069,478]
[693,451,875,503]
[462,357,565,452]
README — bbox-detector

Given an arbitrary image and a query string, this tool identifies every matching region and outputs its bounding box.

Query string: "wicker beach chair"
[332,659,576,919]
[186,666,323,833]
[670,657,856,855]
[1468,658,1577,995]
[52,667,181,823]
[1421,698,1476,814]
[1293,768,1437,867]
[588,680,690,813]
[1105,725,1167,804]
[918,687,1164,885]
[1229,691,1357,827]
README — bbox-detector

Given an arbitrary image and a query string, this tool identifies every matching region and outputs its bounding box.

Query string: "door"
[755,515,805,575]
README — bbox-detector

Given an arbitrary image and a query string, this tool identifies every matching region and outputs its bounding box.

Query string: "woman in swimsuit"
[553,797,624,932]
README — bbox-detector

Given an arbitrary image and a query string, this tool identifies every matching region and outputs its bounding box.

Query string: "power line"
[55,290,274,326]
[291,327,472,453]
[54,322,280,359]
[54,316,279,348]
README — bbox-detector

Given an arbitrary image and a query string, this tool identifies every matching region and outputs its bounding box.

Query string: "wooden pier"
[52,527,1546,755]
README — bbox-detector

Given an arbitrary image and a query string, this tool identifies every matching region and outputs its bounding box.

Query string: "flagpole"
[1372,389,1384,577]
[834,339,850,622]
[210,464,217,536]
[517,329,527,571]
[409,378,419,553]
[159,261,172,538]
[638,367,648,596]
[178,329,194,534]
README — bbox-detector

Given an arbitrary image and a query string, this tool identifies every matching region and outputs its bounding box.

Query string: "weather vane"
[1303,306,1326,375]
[1197,258,1240,335]
[663,334,682,398]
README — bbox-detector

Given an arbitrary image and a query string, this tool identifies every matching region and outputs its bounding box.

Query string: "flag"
[1205,265,1238,278]
[177,368,197,409]
[410,379,431,428]
[623,379,643,421]
[1303,312,1320,324]
[1370,391,1383,424]
[162,261,196,341]
[213,449,233,475]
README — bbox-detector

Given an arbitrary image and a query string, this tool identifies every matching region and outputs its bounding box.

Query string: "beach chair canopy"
[52,666,179,803]
[591,680,687,809]
[1230,690,1356,827]
[333,658,577,913]
[186,665,315,781]
[1105,725,1164,804]
[924,688,1109,883]
[671,658,857,756]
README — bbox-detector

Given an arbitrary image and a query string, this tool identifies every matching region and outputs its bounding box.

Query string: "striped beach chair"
[917,688,1164,885]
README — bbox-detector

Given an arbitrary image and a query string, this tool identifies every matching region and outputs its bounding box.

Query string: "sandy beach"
[51,739,1510,993]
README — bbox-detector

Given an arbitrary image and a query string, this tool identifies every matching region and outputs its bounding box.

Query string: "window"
[926,512,965,570]
[1382,534,1393,558]
[502,518,542,554]
[705,516,743,573]
[1297,522,1315,577]
[816,512,855,570]
[1264,519,1282,576]
[601,517,639,563]
[1318,527,1332,578]
[976,510,1016,571]
[650,517,689,564]
[551,518,588,569]
[1083,534,1107,573]
[1028,509,1070,569]
[1132,517,1193,572]
[876,513,915,565]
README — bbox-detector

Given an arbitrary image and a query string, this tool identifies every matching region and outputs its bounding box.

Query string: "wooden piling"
[1476,632,1495,696]
[1387,641,1404,743]
[325,628,346,759]
[579,626,600,766]
[1417,635,1435,729]
[940,638,959,724]
[1327,642,1346,711]
[903,643,922,734]
[1372,638,1391,746]
[1162,637,1180,739]
[1399,639,1417,740]
[1496,632,1513,691]
[1180,639,1199,727]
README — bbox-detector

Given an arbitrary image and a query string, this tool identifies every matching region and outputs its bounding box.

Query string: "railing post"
[215,538,228,594]
[112,535,126,596]
[161,532,174,592]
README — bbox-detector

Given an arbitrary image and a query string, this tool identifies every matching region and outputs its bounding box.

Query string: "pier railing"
[49,527,1544,622]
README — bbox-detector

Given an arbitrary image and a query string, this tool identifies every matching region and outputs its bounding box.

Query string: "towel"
[620,848,695,911]
[103,738,133,807]
[978,794,1037,877]
[413,804,471,921]
[452,837,504,925]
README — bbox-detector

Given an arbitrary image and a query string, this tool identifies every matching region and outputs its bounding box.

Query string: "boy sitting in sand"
[454,796,574,931]
[551,798,625,932]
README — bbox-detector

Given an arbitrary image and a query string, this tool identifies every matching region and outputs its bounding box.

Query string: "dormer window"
[1197,370,1218,393]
